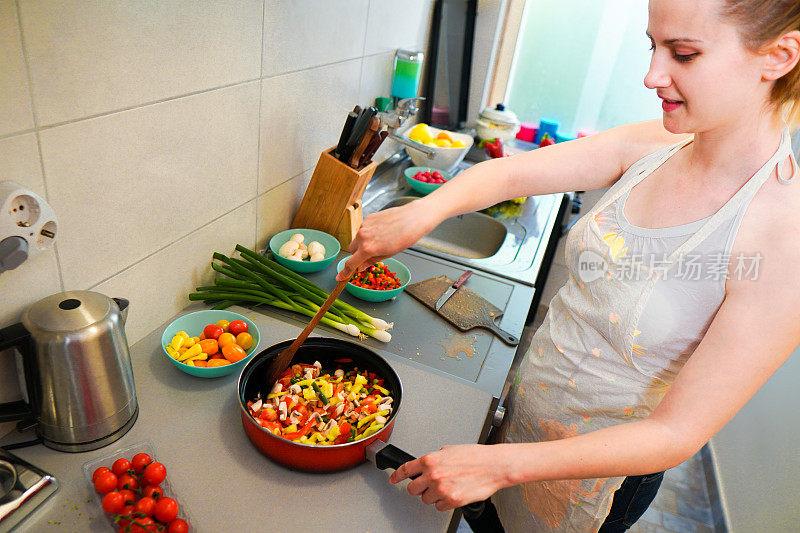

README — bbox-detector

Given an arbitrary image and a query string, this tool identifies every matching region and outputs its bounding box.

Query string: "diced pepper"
[266,390,289,399]
[302,387,317,401]
[350,374,368,396]
[359,422,385,440]
[372,384,389,395]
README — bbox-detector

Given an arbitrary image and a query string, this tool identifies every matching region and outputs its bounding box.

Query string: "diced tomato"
[259,407,278,422]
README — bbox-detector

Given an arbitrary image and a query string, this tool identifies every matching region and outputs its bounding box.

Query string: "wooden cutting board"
[406,275,519,346]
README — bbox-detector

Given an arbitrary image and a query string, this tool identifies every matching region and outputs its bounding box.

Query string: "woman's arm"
[390,218,800,511]
[338,119,684,280]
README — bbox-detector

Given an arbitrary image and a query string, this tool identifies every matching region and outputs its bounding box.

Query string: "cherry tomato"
[198,338,219,355]
[111,457,132,476]
[228,320,248,336]
[167,518,189,533]
[154,497,179,523]
[101,491,125,514]
[217,332,236,348]
[117,472,139,491]
[129,516,156,533]
[141,484,163,500]
[92,466,112,482]
[118,488,137,505]
[215,319,230,332]
[131,452,153,473]
[93,471,118,494]
[222,343,247,363]
[142,462,167,486]
[117,505,136,528]
[203,324,223,340]
[135,495,156,517]
[235,332,253,350]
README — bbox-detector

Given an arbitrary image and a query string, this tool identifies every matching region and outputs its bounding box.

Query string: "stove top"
[0,448,58,532]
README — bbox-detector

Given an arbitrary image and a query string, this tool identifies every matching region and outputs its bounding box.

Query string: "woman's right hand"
[336,200,439,281]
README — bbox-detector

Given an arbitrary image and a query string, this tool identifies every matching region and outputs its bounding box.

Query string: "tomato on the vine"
[131,452,152,473]
[93,471,118,494]
[92,466,112,482]
[142,462,167,486]
[101,491,125,514]
[154,497,179,523]
[167,518,189,533]
[117,472,139,491]
[135,495,157,517]
[111,457,132,476]
[116,505,136,528]
[141,484,163,500]
[118,488,137,505]
[129,516,157,533]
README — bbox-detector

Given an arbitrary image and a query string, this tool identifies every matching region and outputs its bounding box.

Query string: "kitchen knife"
[359,129,389,167]
[435,270,473,311]
[349,116,381,168]
[334,105,361,160]
[340,106,377,163]
[365,439,486,519]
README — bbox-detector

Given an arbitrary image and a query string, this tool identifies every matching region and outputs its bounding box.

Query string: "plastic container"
[268,228,340,273]
[534,118,559,144]
[390,50,424,99]
[336,257,411,302]
[82,440,193,531]
[475,103,521,142]
[516,122,536,142]
[161,310,260,378]
[555,132,575,143]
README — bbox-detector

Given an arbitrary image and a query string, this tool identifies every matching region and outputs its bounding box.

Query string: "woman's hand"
[389,444,511,511]
[336,200,439,281]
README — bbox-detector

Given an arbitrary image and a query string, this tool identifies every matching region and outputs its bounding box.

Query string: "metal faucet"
[380,97,437,159]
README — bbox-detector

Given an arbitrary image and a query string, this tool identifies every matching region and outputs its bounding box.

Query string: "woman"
[338,0,800,531]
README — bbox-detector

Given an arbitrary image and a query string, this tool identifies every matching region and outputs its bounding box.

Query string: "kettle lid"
[23,291,114,333]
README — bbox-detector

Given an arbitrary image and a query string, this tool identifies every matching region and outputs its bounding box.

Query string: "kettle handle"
[0,322,38,423]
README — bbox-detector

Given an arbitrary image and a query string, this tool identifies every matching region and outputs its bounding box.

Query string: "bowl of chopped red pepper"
[336,257,411,302]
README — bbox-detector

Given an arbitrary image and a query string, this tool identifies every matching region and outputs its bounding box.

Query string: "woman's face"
[645,0,770,134]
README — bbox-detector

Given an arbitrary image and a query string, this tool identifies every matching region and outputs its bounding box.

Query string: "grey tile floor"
[459,189,725,532]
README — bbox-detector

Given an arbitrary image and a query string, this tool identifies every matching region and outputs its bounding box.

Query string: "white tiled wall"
[0,0,435,344]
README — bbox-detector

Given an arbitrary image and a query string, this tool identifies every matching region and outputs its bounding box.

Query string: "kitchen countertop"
[4,304,495,532]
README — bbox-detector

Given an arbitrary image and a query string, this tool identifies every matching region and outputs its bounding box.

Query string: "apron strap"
[588,137,694,218]
[666,127,794,264]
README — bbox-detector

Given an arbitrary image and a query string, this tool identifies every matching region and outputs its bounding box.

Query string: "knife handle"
[349,116,380,168]
[452,270,473,289]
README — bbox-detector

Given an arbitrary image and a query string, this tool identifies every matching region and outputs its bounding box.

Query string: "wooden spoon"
[263,279,350,386]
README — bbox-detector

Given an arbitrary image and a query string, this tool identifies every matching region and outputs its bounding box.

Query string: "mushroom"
[290,233,304,244]
[278,240,300,258]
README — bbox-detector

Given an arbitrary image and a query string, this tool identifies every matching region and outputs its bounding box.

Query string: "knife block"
[291,147,377,248]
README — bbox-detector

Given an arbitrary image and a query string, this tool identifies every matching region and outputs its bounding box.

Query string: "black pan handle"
[0,322,35,423]
[373,444,486,520]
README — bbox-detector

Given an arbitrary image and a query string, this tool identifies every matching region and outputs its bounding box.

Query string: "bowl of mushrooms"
[268,228,341,273]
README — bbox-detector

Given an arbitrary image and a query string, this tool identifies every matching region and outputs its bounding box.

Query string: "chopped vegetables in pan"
[246,361,394,445]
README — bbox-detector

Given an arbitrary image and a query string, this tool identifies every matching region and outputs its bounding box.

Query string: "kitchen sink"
[360,152,564,286]
[379,196,506,259]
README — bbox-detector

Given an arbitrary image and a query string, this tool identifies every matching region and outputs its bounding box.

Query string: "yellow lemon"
[436,131,453,142]
[451,140,466,148]
[433,138,452,148]
[409,123,433,144]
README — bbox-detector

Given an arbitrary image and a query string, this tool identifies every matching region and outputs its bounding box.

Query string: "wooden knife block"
[291,147,377,249]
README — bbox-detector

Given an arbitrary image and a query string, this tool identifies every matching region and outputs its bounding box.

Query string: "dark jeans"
[464,471,664,533]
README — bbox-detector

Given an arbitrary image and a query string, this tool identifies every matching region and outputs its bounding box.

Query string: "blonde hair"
[719,0,800,128]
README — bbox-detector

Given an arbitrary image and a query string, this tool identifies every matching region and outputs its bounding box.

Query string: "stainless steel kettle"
[0,291,138,452]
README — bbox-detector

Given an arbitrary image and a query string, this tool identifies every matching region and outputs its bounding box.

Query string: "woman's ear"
[763,30,800,81]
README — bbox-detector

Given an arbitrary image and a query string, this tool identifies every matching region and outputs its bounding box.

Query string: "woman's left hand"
[389,444,510,511]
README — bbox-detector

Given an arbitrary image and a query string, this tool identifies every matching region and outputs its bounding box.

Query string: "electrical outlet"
[0,181,58,274]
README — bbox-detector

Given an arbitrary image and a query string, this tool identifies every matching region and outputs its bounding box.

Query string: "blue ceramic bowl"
[404,166,453,195]
[336,256,411,302]
[269,229,340,273]
[161,310,260,378]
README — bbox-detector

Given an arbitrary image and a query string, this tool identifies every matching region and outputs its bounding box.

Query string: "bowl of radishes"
[268,229,340,273]
[404,166,453,195]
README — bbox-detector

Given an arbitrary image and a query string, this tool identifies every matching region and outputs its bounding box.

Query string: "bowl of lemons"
[404,123,473,173]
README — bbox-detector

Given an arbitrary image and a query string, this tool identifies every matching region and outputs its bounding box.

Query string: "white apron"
[492,128,795,532]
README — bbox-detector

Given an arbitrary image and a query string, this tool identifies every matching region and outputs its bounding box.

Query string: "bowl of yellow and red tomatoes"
[161,310,260,378]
